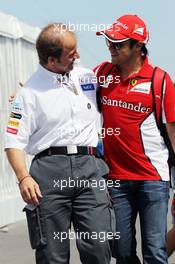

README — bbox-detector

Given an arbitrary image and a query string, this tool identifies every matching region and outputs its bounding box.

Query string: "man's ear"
[47,56,56,66]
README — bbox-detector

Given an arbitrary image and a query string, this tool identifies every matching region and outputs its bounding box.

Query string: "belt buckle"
[67,145,78,154]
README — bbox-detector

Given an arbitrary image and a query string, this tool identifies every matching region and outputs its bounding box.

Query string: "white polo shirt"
[5,65,99,155]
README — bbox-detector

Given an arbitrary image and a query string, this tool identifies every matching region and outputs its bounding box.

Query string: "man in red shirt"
[95,14,175,264]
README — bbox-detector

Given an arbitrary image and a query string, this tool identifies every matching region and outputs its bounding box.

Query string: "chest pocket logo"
[129,81,151,94]
[79,73,96,91]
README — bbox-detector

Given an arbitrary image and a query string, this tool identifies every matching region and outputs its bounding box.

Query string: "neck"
[42,64,66,75]
[117,56,144,79]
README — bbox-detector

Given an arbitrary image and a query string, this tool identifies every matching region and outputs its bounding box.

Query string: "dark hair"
[36,23,68,65]
[129,39,148,57]
[141,44,148,57]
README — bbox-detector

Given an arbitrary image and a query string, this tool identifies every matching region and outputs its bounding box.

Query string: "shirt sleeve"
[162,73,175,123]
[5,88,36,150]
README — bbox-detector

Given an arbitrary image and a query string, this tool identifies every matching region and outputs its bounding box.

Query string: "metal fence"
[0,35,38,227]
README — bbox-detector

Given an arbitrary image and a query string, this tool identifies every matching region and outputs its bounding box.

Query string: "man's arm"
[6,148,42,206]
[166,123,175,152]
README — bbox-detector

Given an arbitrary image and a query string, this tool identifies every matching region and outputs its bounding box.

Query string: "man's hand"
[9,82,23,103]
[166,122,175,153]
[6,149,42,206]
[19,176,42,206]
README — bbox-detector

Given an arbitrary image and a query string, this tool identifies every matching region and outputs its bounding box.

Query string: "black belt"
[35,146,101,159]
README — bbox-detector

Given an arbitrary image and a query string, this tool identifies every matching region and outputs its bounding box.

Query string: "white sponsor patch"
[133,27,144,36]
[130,82,151,94]
[11,101,22,113]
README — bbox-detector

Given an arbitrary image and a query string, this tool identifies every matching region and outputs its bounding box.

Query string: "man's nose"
[75,52,80,59]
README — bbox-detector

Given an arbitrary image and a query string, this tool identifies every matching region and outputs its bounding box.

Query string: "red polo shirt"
[94,58,175,181]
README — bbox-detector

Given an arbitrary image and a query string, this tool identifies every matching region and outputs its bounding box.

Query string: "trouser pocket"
[23,204,47,249]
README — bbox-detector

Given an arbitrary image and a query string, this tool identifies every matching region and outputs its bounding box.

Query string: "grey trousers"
[24,154,114,264]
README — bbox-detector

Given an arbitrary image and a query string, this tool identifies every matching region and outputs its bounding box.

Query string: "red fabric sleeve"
[163,73,175,123]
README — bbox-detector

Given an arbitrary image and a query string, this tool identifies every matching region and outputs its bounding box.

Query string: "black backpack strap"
[151,67,174,181]
[151,67,166,129]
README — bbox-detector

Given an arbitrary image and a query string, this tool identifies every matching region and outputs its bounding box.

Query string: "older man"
[5,23,114,264]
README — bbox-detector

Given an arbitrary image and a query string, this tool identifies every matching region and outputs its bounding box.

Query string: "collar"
[38,64,71,84]
[126,57,154,80]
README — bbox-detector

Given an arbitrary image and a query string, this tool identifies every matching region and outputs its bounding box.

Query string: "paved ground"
[1,193,175,264]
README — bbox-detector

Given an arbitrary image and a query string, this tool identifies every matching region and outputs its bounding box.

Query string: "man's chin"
[64,64,74,73]
[68,63,74,71]
[111,59,118,65]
